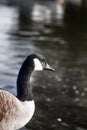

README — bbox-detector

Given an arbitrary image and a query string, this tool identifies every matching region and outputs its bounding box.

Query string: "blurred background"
[0,0,87,130]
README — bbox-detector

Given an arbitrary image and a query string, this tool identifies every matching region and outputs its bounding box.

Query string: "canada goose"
[0,54,54,130]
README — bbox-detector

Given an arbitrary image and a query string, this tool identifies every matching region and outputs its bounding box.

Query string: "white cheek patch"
[34,58,43,71]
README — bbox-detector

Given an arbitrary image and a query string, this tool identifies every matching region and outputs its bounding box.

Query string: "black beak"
[44,64,55,72]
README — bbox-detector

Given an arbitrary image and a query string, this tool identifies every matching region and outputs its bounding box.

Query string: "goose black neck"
[17,56,34,101]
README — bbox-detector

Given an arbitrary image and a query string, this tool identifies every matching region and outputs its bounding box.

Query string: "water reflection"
[19,0,64,26]
[32,1,64,24]
[0,3,87,130]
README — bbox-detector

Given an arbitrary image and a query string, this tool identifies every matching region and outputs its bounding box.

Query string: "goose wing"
[0,90,18,122]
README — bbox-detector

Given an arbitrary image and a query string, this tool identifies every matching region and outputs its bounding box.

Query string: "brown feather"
[0,90,20,129]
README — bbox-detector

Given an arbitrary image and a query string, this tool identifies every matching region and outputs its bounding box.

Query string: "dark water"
[0,3,87,130]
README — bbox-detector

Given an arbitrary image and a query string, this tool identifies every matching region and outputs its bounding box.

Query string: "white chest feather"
[14,100,35,130]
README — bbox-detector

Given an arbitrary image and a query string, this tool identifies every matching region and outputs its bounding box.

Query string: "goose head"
[30,54,55,71]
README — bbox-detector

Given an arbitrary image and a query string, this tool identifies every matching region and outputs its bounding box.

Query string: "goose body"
[0,54,54,130]
[0,90,35,130]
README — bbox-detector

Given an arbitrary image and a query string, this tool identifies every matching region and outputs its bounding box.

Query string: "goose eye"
[41,59,46,66]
